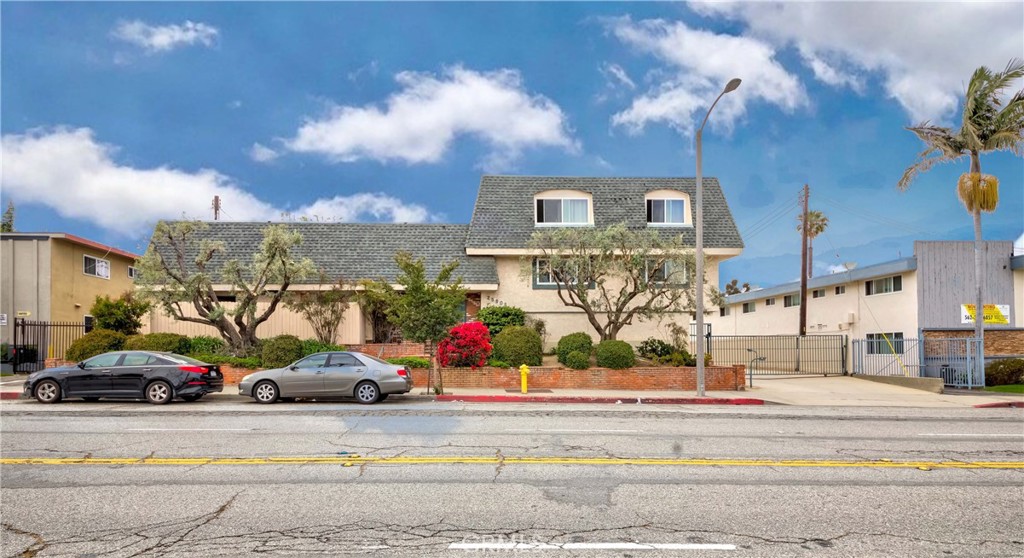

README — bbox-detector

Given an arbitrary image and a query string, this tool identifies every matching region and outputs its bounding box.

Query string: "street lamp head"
[724,78,742,94]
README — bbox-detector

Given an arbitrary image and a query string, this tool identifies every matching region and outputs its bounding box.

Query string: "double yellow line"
[2,456,1023,469]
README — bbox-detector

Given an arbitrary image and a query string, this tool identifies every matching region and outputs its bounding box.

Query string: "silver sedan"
[238,351,414,404]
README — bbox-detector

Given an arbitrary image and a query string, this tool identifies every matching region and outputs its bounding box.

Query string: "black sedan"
[23,351,224,404]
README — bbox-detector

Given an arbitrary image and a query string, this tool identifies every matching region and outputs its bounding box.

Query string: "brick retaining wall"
[413,365,746,391]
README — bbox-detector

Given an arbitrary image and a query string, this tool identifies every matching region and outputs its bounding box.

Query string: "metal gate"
[851,337,984,388]
[8,319,86,373]
[695,334,847,375]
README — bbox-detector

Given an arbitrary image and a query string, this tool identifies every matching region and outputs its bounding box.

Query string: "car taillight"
[179,365,207,374]
[397,367,409,377]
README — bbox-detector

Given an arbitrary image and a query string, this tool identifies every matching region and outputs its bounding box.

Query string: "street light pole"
[695,78,741,398]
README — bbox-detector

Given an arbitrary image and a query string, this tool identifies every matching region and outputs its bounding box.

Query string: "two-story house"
[145,175,744,347]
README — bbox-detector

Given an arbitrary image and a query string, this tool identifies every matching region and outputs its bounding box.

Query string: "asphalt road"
[2,396,1023,557]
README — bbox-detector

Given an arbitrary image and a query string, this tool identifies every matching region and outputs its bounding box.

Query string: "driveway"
[748,375,1024,407]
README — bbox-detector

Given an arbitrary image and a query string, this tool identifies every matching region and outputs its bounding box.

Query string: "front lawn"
[984,384,1024,394]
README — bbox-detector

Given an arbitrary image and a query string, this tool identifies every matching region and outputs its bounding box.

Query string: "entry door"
[67,353,121,394]
[322,353,367,396]
[278,354,329,396]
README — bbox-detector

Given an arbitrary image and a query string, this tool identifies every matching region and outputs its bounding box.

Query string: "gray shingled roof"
[149,222,497,285]
[466,176,744,249]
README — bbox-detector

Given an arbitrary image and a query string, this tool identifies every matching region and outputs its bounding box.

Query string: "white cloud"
[248,142,280,163]
[602,63,636,89]
[283,66,579,171]
[605,16,806,135]
[690,1,1024,123]
[348,61,380,82]
[111,19,219,53]
[1,127,440,235]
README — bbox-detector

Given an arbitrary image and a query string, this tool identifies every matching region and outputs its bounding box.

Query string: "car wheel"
[34,380,62,404]
[82,397,101,402]
[378,394,389,402]
[355,381,379,405]
[181,394,203,402]
[145,381,173,405]
[253,381,279,404]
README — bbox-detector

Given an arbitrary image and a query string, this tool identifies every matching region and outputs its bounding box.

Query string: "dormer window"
[535,198,589,226]
[644,190,691,226]
[647,199,685,225]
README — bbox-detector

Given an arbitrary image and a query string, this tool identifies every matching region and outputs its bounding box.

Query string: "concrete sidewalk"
[4,374,1023,408]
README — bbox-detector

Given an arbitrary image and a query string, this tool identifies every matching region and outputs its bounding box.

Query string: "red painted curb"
[0,392,22,400]
[973,401,1024,408]
[434,394,764,405]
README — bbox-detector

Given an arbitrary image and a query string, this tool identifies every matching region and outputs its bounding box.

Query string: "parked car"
[238,351,413,404]
[23,351,224,404]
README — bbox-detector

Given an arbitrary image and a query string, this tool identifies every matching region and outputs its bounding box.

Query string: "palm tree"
[797,210,829,279]
[898,59,1024,348]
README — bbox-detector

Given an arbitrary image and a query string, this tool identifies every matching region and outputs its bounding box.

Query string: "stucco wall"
[708,270,919,341]
[487,255,723,347]
[1015,269,1024,327]
[0,237,52,343]
[48,239,137,324]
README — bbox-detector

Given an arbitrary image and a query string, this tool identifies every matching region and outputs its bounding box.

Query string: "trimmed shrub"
[477,306,526,337]
[565,350,590,370]
[986,358,1024,386]
[66,329,126,361]
[491,325,543,367]
[261,335,304,368]
[653,351,694,367]
[637,338,674,359]
[387,356,430,369]
[486,359,511,368]
[300,338,345,357]
[438,321,492,368]
[557,332,593,365]
[595,340,636,369]
[188,353,262,369]
[124,333,191,354]
[189,335,225,354]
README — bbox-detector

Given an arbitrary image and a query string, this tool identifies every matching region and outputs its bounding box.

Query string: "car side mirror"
[289,365,298,371]
[78,362,86,369]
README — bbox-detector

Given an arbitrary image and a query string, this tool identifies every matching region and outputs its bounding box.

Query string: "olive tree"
[137,221,316,354]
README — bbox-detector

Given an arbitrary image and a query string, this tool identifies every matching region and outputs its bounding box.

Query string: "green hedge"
[387,356,430,369]
[565,350,590,370]
[189,336,225,354]
[491,325,543,367]
[637,337,674,359]
[261,335,304,368]
[66,329,126,361]
[556,332,593,365]
[986,358,1024,386]
[595,340,636,369]
[301,339,346,356]
[188,353,262,369]
[124,333,191,354]
[477,306,526,337]
[486,359,511,368]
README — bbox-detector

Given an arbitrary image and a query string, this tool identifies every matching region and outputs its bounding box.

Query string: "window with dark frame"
[784,294,800,307]
[835,285,846,295]
[867,332,904,354]
[646,199,686,225]
[765,298,776,306]
[83,255,110,279]
[812,289,825,299]
[536,198,589,225]
[742,302,755,313]
[865,275,902,296]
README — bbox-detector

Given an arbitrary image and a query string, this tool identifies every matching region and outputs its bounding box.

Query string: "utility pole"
[212,196,221,221]
[799,184,809,337]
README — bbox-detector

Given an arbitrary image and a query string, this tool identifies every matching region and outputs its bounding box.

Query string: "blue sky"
[2,1,1022,288]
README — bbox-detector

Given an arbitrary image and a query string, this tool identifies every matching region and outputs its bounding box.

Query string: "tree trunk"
[808,241,814,279]
[970,152,984,359]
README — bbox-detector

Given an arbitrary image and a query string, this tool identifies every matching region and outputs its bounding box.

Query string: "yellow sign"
[15,311,31,317]
[960,304,1010,325]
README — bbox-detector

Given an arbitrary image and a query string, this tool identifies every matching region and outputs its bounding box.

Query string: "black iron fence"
[6,319,87,373]
[696,334,848,375]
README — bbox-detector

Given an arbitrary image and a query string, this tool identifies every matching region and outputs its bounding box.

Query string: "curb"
[434,394,765,405]
[973,401,1024,408]
[1,392,22,400]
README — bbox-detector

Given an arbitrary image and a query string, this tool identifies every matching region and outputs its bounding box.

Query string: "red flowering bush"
[437,321,492,368]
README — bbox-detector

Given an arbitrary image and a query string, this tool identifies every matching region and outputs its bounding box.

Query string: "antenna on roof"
[212,196,221,221]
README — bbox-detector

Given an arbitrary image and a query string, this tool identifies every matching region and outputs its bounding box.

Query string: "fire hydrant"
[519,364,530,394]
